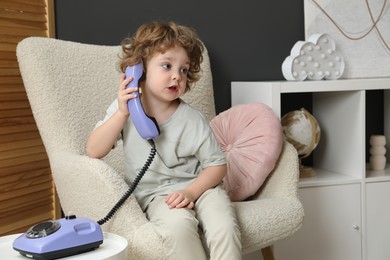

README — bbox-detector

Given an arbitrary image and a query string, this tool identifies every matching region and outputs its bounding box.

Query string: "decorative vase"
[369,135,387,171]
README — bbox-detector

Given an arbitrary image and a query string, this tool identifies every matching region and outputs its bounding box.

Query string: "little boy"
[86,21,241,259]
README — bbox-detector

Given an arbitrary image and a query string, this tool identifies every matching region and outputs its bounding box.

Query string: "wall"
[54,0,304,113]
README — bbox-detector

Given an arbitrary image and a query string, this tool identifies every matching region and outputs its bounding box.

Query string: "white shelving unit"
[232,78,390,260]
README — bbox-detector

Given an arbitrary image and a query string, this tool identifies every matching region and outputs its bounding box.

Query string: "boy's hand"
[165,189,196,209]
[118,73,138,116]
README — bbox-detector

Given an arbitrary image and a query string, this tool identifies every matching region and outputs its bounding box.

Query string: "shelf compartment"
[313,91,365,180]
[299,168,361,188]
[366,163,390,183]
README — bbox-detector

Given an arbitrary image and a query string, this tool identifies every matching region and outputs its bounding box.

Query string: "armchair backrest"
[16,37,216,168]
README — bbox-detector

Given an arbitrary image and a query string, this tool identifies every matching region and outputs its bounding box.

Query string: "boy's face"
[143,45,190,102]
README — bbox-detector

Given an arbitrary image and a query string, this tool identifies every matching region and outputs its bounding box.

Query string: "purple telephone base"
[125,64,160,140]
[12,216,103,260]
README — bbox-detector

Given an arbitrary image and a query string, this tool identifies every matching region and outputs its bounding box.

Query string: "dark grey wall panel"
[54,0,304,113]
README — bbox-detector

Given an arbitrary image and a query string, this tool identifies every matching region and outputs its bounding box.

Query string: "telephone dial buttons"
[26,220,61,238]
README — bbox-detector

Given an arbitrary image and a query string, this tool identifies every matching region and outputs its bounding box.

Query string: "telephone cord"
[97,140,156,226]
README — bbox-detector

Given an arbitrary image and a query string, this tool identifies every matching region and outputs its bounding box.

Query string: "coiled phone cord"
[97,139,156,226]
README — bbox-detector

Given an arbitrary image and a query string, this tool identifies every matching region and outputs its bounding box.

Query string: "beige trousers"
[146,186,242,260]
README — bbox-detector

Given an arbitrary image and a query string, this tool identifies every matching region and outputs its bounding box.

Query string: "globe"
[281,108,321,177]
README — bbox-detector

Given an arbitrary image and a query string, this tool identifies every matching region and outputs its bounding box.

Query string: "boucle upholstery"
[16,37,304,259]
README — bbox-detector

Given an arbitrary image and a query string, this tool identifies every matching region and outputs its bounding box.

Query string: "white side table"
[0,232,128,260]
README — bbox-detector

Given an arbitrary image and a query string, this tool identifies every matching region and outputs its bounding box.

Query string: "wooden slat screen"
[0,0,58,236]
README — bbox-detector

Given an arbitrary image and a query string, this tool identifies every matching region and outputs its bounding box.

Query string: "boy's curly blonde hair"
[119,21,204,92]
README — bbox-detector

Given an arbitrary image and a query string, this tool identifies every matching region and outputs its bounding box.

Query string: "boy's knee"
[163,209,199,234]
[207,218,239,238]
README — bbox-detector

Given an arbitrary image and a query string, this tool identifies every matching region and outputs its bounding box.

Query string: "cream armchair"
[16,37,304,260]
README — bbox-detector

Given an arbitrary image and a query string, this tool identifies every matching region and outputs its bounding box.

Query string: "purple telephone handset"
[125,64,160,140]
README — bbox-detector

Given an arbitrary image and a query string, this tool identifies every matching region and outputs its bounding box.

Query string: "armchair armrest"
[255,140,300,199]
[49,151,165,258]
[236,141,304,254]
[49,151,146,230]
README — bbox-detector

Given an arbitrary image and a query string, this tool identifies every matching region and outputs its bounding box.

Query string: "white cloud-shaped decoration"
[282,34,345,81]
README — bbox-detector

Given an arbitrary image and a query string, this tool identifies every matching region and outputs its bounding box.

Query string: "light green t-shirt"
[96,99,226,210]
